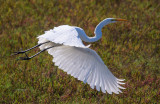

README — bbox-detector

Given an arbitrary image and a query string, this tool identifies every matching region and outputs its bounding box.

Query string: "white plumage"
[36,18,127,94]
[38,25,86,48]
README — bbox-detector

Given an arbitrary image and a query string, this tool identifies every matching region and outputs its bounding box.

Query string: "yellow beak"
[112,18,128,21]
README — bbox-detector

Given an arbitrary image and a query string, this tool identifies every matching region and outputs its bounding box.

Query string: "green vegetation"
[0,0,160,103]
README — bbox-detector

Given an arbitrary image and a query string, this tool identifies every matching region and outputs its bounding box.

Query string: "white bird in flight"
[14,18,127,94]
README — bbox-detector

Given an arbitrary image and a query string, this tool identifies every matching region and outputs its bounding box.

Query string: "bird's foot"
[17,57,31,60]
[12,51,26,56]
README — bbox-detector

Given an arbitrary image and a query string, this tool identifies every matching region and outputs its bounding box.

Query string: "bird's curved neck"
[77,19,114,42]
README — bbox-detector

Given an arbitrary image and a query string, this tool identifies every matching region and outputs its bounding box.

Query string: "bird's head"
[96,18,128,30]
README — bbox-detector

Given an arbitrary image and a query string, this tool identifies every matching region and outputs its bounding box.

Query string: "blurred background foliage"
[0,0,160,103]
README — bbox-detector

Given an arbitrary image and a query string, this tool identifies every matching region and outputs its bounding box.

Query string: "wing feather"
[38,25,86,48]
[47,45,125,94]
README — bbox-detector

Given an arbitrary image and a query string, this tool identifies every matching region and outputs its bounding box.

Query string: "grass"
[0,0,160,103]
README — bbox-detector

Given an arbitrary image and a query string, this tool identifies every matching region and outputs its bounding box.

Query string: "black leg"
[17,46,55,60]
[12,41,50,56]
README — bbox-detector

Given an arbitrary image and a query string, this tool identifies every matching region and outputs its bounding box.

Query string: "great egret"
[13,18,127,94]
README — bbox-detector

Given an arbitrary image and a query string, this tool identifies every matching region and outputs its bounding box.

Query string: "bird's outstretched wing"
[37,25,86,48]
[47,45,125,94]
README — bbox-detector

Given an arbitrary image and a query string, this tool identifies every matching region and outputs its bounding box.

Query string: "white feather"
[44,45,125,94]
[37,25,86,48]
